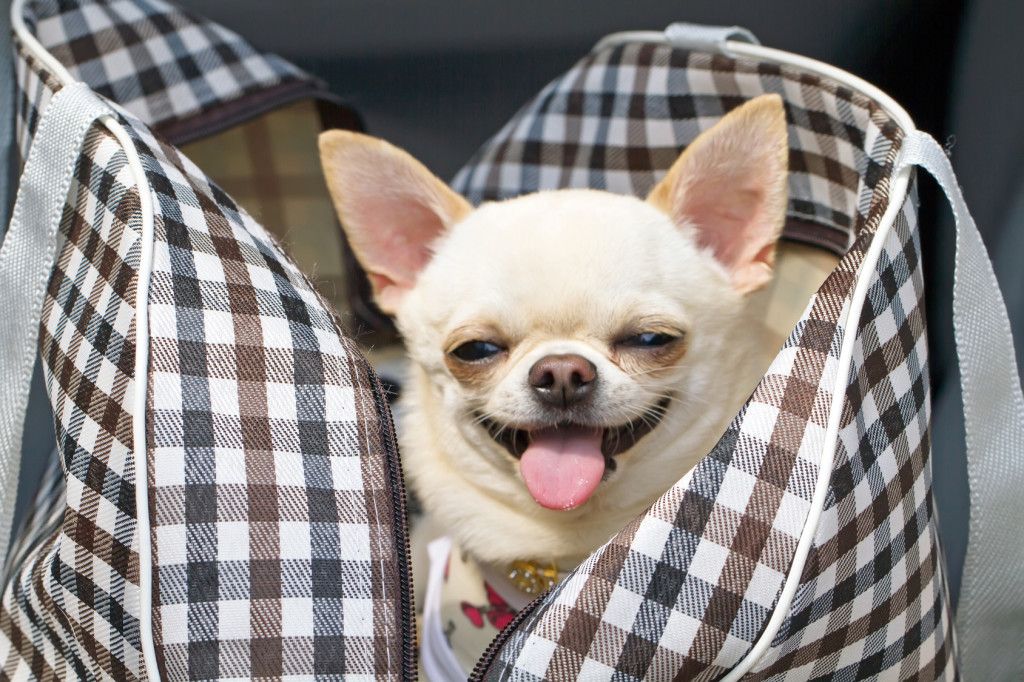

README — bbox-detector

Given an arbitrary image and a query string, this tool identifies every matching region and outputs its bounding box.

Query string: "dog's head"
[320,96,788,558]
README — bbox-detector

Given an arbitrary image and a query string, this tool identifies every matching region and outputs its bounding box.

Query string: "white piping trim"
[594,26,920,679]
[111,121,161,682]
[726,43,915,681]
[10,0,74,85]
[12,0,162,677]
[730,42,914,131]
[592,30,667,53]
[722,165,914,682]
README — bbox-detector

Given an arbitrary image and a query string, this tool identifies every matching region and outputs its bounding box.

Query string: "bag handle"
[0,82,114,564]
[664,22,760,57]
[592,23,760,58]
[896,131,1024,679]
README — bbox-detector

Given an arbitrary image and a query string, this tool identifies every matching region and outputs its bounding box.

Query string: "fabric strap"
[0,82,113,564]
[664,22,760,57]
[896,131,1024,679]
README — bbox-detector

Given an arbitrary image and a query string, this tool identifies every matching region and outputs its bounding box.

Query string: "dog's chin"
[476,395,671,476]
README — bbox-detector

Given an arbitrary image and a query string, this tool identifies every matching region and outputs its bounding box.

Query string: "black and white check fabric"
[463,38,957,680]
[2,25,414,682]
[21,0,319,143]
[132,112,412,680]
[0,122,147,680]
[453,42,899,255]
[746,191,955,680]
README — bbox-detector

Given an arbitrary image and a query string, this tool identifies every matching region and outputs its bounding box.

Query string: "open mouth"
[479,396,672,467]
[476,396,671,511]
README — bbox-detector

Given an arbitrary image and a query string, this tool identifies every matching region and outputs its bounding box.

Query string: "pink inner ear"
[649,95,789,294]
[685,184,769,272]
[350,198,446,292]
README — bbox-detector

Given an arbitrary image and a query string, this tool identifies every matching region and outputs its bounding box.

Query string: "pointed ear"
[647,94,789,294]
[318,130,472,314]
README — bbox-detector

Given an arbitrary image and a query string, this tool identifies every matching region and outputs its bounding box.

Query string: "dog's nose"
[528,354,597,408]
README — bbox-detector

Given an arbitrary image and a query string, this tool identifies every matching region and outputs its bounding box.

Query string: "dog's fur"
[319,95,789,570]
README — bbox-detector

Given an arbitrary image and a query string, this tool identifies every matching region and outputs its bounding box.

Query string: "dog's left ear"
[647,94,789,294]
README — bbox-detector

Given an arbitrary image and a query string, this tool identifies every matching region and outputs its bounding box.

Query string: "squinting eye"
[450,340,505,362]
[620,332,678,348]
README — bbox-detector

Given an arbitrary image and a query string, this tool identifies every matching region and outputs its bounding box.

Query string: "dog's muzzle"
[476,395,671,472]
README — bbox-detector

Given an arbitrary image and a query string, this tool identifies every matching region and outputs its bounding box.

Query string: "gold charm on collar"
[507,559,558,595]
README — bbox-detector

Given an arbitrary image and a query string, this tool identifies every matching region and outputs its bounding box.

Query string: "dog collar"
[506,559,559,595]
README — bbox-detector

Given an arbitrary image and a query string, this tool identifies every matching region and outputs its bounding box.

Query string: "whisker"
[623,366,684,379]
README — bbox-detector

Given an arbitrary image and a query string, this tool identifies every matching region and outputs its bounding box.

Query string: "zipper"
[468,592,547,681]
[366,362,417,680]
[368,353,545,681]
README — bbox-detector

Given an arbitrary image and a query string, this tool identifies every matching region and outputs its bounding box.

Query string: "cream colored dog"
[319,95,788,571]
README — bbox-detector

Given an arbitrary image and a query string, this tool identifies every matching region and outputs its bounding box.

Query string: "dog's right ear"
[318,131,472,314]
[646,95,789,294]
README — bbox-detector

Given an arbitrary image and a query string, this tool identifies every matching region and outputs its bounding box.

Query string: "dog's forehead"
[468,188,666,235]
[416,189,724,334]
[439,191,686,275]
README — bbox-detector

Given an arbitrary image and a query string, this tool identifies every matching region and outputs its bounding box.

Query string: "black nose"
[528,354,597,408]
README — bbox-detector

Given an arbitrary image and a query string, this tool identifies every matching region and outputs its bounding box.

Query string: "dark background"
[111,0,1024,603]
[178,0,968,181]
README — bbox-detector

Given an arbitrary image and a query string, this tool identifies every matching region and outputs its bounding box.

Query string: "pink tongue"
[519,426,605,510]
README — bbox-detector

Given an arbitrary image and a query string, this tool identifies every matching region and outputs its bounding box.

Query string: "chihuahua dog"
[319,95,788,575]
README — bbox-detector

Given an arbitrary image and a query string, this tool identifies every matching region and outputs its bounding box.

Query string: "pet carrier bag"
[1,1,1021,679]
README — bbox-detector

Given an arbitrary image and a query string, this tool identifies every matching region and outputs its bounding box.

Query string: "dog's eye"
[621,332,678,348]
[450,340,505,362]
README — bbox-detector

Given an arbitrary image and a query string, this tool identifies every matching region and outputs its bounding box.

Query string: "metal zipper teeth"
[368,353,541,681]
[367,363,417,679]
[468,593,547,681]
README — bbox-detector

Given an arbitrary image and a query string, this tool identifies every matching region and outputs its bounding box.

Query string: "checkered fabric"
[744,190,956,681]
[464,40,956,680]
[20,0,318,143]
[3,27,414,681]
[181,100,353,318]
[0,122,147,680]
[453,42,897,255]
[136,101,411,680]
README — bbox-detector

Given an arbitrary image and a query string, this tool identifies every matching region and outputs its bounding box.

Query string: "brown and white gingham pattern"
[21,0,316,140]
[746,191,956,681]
[453,42,898,255]
[180,101,354,318]
[467,39,956,681]
[4,26,414,680]
[0,121,147,680]
[132,111,412,679]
